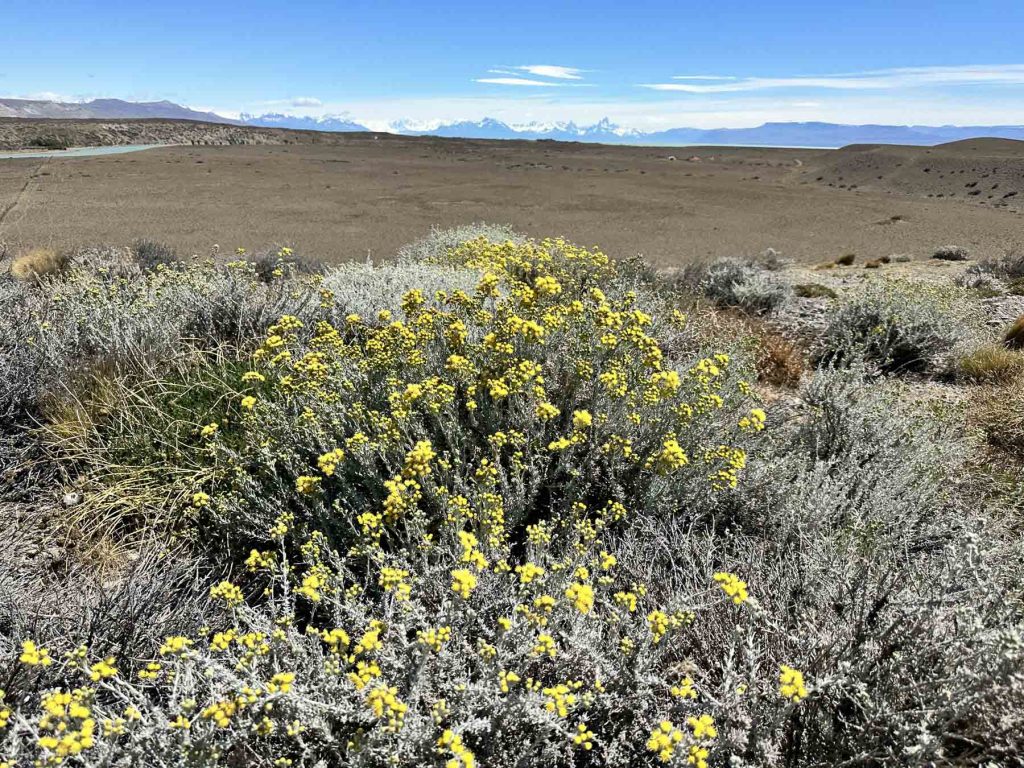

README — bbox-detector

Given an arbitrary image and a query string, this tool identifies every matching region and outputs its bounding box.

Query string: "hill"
[0,97,240,124]
[801,137,1024,210]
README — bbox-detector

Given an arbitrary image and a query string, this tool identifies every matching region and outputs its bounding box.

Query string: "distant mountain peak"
[4,98,1024,147]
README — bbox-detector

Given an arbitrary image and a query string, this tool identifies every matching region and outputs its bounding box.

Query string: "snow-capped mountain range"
[4,98,1024,147]
[242,112,1024,147]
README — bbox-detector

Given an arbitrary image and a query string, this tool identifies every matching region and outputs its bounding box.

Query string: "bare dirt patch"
[1,127,1022,264]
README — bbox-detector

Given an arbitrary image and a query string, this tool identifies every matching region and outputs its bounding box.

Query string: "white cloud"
[474,77,567,87]
[252,96,324,108]
[515,65,584,80]
[641,64,1024,93]
[671,76,737,81]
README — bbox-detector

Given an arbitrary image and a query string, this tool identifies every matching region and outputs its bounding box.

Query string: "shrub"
[817,281,977,374]
[0,259,326,426]
[793,283,837,299]
[968,248,1024,280]
[396,222,524,264]
[956,344,1024,383]
[932,244,970,261]
[133,239,179,271]
[956,270,1006,295]
[1005,315,1024,350]
[693,258,792,315]
[9,248,67,281]
[834,253,856,266]
[0,229,1021,767]
[28,135,68,150]
[248,245,323,284]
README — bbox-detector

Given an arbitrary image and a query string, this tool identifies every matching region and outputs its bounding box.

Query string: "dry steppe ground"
[1,128,1023,264]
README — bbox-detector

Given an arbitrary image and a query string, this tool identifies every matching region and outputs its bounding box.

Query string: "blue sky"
[4,0,1024,130]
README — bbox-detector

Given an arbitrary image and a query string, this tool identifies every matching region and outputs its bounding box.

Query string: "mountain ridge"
[3,98,1024,147]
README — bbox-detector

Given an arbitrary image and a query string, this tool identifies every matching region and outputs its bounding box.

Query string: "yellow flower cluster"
[713,572,749,605]
[779,664,808,702]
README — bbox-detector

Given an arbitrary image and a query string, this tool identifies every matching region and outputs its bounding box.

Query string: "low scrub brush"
[0,229,1020,767]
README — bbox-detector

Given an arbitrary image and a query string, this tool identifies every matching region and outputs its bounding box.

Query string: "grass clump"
[9,247,67,282]
[1005,315,1024,350]
[957,344,1024,383]
[834,253,856,266]
[793,283,837,299]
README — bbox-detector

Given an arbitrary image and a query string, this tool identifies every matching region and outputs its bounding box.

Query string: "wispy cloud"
[671,75,737,81]
[475,77,568,87]
[640,64,1024,93]
[476,65,590,87]
[515,65,585,80]
[255,96,324,107]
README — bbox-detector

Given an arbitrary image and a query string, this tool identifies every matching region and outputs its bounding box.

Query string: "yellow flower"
[532,633,557,658]
[535,401,561,421]
[565,582,595,614]
[19,640,53,666]
[450,569,478,599]
[572,409,593,429]
[653,437,689,474]
[515,562,545,584]
[402,440,436,478]
[671,676,698,700]
[437,728,477,768]
[647,610,669,644]
[646,720,684,763]
[191,491,211,507]
[779,664,808,702]
[713,572,749,605]
[317,447,346,476]
[498,669,521,693]
[572,723,595,750]
[88,657,118,682]
[240,395,257,410]
[200,422,219,438]
[687,713,718,741]
[295,475,321,495]
[267,671,296,694]
[209,580,244,607]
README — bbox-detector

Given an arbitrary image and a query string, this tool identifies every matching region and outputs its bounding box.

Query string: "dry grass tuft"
[974,378,1024,456]
[708,308,806,388]
[1004,315,1024,350]
[794,283,838,299]
[10,247,67,281]
[957,344,1024,384]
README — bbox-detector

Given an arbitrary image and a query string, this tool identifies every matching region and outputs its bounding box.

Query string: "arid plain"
[2,131,1022,264]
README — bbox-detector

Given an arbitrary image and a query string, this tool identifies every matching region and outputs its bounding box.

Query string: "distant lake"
[0,144,168,160]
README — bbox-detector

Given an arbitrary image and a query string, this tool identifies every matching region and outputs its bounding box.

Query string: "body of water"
[0,144,169,160]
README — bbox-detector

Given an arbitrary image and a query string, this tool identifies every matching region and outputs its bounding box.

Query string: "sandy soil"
[2,133,1022,265]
